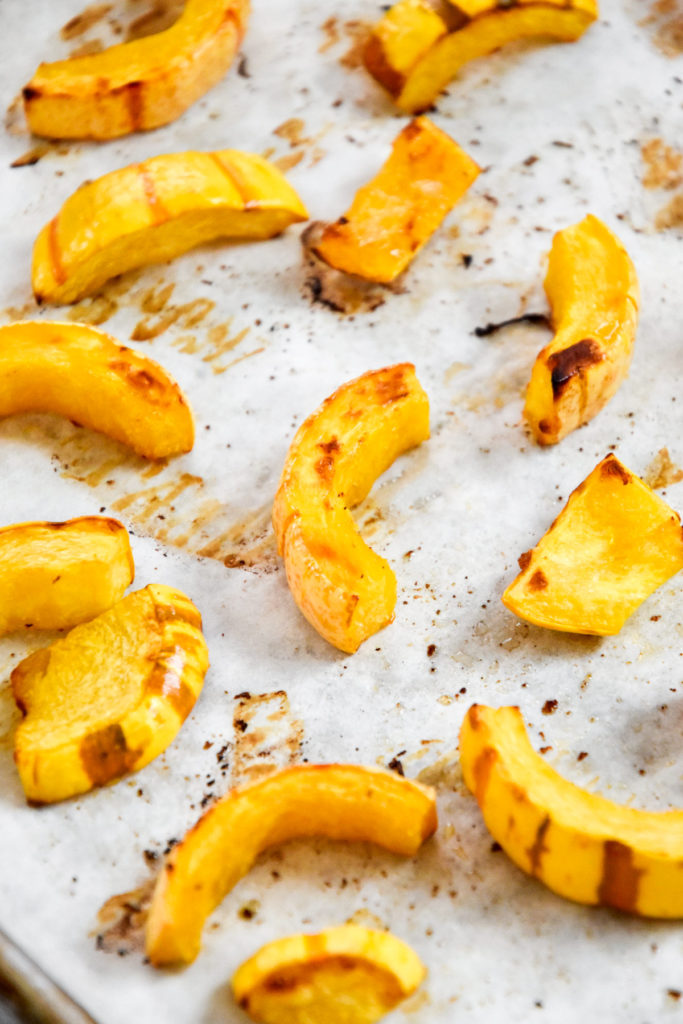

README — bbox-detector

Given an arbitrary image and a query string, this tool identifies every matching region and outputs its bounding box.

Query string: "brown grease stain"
[528,569,548,591]
[641,138,683,190]
[547,339,603,398]
[655,192,683,230]
[231,690,304,784]
[80,723,139,786]
[273,151,305,173]
[132,297,215,340]
[597,841,643,912]
[67,295,117,325]
[642,0,683,56]
[318,15,341,52]
[339,20,373,70]
[95,878,154,956]
[273,118,310,148]
[60,3,112,39]
[124,0,185,40]
[526,815,550,875]
[643,447,683,489]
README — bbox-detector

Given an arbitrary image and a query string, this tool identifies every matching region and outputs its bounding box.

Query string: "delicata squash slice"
[232,925,426,1024]
[0,517,132,636]
[33,150,308,304]
[502,454,683,635]
[23,0,250,140]
[525,215,639,445]
[272,364,430,653]
[312,117,479,284]
[461,704,683,917]
[146,764,437,966]
[0,321,193,459]
[364,0,597,113]
[13,584,208,805]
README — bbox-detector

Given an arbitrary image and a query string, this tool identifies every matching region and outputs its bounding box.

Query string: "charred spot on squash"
[537,418,554,435]
[363,34,406,96]
[153,600,202,630]
[22,86,41,102]
[518,550,533,571]
[528,569,548,591]
[526,815,550,875]
[599,455,631,485]
[318,438,341,455]
[147,662,197,721]
[597,840,643,912]
[547,338,603,398]
[472,745,497,805]
[80,723,139,785]
[314,454,336,482]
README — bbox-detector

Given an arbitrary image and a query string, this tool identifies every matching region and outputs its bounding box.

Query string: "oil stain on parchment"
[232,690,304,785]
[95,878,154,956]
[643,448,683,489]
[640,0,683,57]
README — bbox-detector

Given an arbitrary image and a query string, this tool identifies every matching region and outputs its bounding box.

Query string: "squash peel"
[461,703,683,917]
[145,764,437,966]
[364,0,598,113]
[0,321,193,459]
[13,584,208,805]
[313,117,479,284]
[232,924,426,1024]
[32,150,308,304]
[524,215,639,445]
[502,454,683,635]
[23,0,250,140]
[272,363,430,653]
[0,517,133,636]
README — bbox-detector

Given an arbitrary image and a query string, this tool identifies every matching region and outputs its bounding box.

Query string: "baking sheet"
[1,0,683,1021]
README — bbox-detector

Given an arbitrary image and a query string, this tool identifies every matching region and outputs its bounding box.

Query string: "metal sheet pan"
[1,0,683,1021]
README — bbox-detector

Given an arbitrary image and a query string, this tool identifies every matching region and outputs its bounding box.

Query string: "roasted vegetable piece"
[272,363,430,653]
[32,150,308,304]
[0,517,132,636]
[461,703,683,917]
[312,117,479,283]
[0,321,193,458]
[232,925,426,1024]
[364,0,598,112]
[502,454,683,635]
[23,0,250,140]
[524,215,639,445]
[13,584,208,804]
[146,764,437,965]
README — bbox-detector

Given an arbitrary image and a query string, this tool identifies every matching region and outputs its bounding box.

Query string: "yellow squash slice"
[32,150,308,304]
[23,0,250,140]
[146,764,437,966]
[232,925,426,1024]
[502,454,683,635]
[13,584,208,805]
[0,517,132,635]
[272,364,430,653]
[461,704,683,917]
[0,321,193,459]
[364,0,598,113]
[524,215,639,445]
[312,117,479,283]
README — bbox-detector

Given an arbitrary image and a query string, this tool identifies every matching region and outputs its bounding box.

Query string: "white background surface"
[0,0,682,1021]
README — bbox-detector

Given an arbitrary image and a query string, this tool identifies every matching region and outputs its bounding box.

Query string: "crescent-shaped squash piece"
[272,364,430,653]
[364,0,597,113]
[312,118,479,284]
[502,454,683,635]
[232,925,426,1024]
[0,321,193,458]
[145,764,437,966]
[13,584,208,805]
[461,704,683,917]
[23,0,250,140]
[32,150,308,304]
[524,215,639,445]
[0,517,133,635]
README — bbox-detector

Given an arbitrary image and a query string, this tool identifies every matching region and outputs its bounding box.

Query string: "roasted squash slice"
[364,0,597,113]
[312,117,479,284]
[13,584,208,804]
[461,704,683,917]
[32,150,308,304]
[524,215,639,445]
[272,364,430,653]
[502,454,683,635]
[23,0,250,140]
[232,925,426,1024]
[146,764,437,966]
[0,517,132,636]
[0,321,193,459]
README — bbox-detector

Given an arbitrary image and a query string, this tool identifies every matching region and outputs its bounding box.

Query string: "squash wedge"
[272,363,430,653]
[0,321,193,459]
[13,584,208,805]
[524,215,639,445]
[32,150,308,304]
[23,0,250,140]
[461,704,683,917]
[502,454,683,635]
[364,0,597,113]
[146,764,437,966]
[0,517,132,636]
[312,117,479,284]
[232,925,425,1024]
